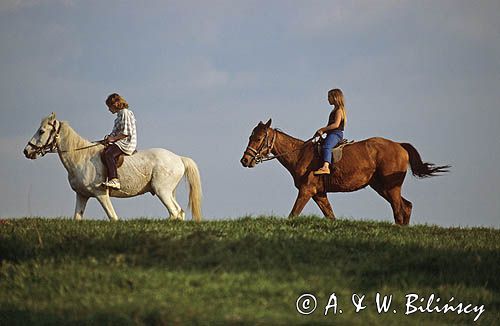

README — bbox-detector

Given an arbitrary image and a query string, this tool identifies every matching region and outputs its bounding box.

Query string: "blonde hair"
[106,93,129,110]
[328,88,346,124]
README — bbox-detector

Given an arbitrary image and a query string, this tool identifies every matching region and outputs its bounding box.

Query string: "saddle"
[315,138,354,163]
[100,148,137,168]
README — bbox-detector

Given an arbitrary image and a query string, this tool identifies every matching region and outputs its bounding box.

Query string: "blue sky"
[1,0,499,227]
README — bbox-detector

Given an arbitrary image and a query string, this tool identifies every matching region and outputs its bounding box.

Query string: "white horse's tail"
[181,156,203,222]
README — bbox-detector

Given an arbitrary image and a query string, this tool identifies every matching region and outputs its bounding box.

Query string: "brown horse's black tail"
[400,143,450,178]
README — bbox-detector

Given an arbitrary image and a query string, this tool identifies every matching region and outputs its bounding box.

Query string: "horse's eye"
[39,130,45,135]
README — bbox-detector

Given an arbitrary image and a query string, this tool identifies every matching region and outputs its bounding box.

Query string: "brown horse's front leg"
[312,193,335,220]
[288,190,313,218]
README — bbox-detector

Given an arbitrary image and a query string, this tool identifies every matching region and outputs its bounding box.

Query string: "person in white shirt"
[100,93,137,190]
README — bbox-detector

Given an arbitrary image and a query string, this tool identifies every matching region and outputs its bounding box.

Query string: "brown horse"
[240,119,450,225]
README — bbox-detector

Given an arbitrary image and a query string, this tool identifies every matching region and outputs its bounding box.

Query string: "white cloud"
[430,2,500,43]
[0,0,38,12]
[290,0,500,47]
[189,60,230,90]
[292,0,409,37]
[0,0,74,12]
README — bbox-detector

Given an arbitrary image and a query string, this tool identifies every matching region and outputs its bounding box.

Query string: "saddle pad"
[116,155,125,168]
[100,149,137,169]
[116,150,138,168]
[332,141,354,163]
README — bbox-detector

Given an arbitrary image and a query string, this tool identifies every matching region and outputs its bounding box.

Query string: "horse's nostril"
[241,157,248,165]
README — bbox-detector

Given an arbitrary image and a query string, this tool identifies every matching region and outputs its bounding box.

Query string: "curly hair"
[105,93,129,110]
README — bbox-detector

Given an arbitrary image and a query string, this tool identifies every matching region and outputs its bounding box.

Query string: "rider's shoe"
[313,166,330,175]
[101,178,121,190]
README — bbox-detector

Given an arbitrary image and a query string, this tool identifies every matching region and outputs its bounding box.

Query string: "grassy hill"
[1,217,499,324]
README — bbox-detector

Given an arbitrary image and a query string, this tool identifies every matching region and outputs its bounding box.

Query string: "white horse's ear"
[264,118,272,128]
[49,112,56,121]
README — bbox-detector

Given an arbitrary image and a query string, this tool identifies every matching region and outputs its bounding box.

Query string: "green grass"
[0,216,499,325]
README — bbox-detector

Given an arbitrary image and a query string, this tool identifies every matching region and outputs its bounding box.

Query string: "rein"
[57,142,102,153]
[262,137,315,162]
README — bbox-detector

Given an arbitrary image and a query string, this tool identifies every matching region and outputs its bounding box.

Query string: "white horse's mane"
[58,121,101,163]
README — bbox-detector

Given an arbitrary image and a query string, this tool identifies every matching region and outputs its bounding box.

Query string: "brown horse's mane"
[273,128,305,144]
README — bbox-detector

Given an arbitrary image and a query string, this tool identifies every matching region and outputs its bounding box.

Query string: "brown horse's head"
[240,119,273,168]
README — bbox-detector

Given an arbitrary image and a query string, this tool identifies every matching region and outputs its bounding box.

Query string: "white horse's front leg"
[74,193,89,220]
[95,194,119,221]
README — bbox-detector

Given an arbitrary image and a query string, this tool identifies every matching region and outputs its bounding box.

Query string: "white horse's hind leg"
[152,163,185,220]
[74,193,89,220]
[156,189,183,220]
[95,194,119,221]
[171,190,185,220]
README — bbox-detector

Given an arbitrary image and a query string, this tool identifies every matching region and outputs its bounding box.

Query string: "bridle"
[244,128,277,165]
[244,128,316,165]
[27,120,61,157]
[27,119,101,156]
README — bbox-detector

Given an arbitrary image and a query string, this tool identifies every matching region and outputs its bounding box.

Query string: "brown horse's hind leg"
[387,187,405,225]
[401,197,412,225]
[370,182,406,225]
[312,193,335,220]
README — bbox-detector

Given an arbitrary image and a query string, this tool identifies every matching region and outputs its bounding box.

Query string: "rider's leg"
[101,144,123,188]
[315,131,343,175]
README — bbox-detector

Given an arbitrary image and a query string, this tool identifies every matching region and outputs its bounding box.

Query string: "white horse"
[23,113,202,221]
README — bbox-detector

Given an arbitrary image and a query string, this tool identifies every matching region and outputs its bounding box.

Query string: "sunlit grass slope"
[1,217,499,324]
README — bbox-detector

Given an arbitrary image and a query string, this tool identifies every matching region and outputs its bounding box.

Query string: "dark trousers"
[101,144,123,180]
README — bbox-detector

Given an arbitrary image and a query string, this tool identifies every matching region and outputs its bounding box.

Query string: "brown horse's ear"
[264,118,272,128]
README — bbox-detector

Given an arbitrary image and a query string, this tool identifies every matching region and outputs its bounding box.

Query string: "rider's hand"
[102,135,111,145]
[315,128,325,136]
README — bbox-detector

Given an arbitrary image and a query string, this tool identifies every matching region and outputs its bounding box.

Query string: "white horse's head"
[24,112,60,159]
